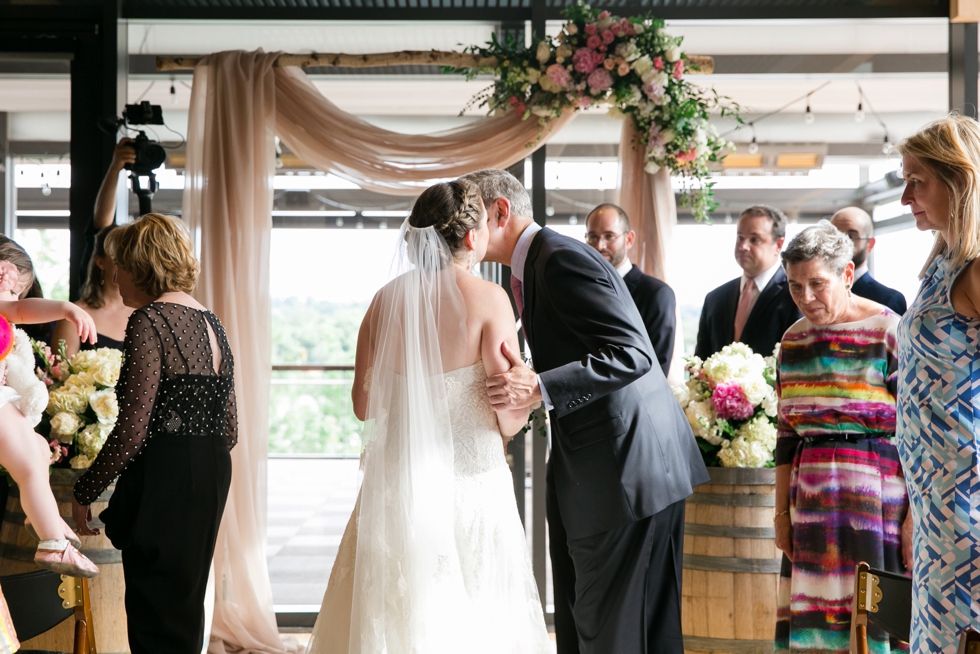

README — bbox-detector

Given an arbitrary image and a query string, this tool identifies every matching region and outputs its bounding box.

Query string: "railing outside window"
[269,364,360,456]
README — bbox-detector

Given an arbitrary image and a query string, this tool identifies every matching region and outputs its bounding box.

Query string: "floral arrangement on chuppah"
[672,343,779,468]
[454,2,739,221]
[32,340,122,469]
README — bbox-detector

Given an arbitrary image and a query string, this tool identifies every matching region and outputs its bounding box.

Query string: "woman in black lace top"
[71,213,237,654]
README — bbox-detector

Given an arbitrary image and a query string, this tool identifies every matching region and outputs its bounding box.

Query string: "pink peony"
[573,47,598,74]
[587,68,613,92]
[587,34,601,49]
[546,63,572,89]
[673,59,684,80]
[598,10,611,19]
[653,56,664,71]
[0,261,19,296]
[602,30,615,44]
[677,147,698,163]
[574,95,592,109]
[585,23,597,35]
[711,382,755,421]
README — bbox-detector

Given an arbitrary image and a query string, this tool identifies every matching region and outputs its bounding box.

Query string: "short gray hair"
[781,220,854,276]
[458,169,533,219]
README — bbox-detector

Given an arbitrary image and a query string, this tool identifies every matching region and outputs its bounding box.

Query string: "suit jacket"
[852,273,907,315]
[694,267,801,361]
[522,228,709,539]
[622,265,676,377]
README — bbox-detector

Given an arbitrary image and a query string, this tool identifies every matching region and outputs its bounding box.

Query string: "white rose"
[91,361,120,388]
[89,389,119,425]
[49,411,82,440]
[607,106,627,120]
[665,46,681,63]
[615,42,639,62]
[70,350,99,372]
[633,23,645,35]
[596,16,615,30]
[625,85,642,105]
[762,393,779,418]
[64,371,96,389]
[671,383,691,407]
[644,161,661,175]
[631,56,653,76]
[70,454,94,469]
[536,41,552,64]
[47,386,89,415]
[740,376,771,406]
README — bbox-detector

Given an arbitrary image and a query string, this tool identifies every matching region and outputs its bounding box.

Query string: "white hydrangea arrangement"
[34,340,122,469]
[672,343,779,468]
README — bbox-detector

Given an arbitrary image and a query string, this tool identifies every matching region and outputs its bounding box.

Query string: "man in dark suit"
[463,169,709,654]
[830,207,907,315]
[586,204,676,377]
[695,205,801,361]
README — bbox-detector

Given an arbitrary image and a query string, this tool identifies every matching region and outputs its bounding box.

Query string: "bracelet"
[774,510,790,519]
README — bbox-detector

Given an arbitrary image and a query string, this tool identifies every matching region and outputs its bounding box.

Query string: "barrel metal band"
[3,509,105,530]
[682,636,776,654]
[683,554,781,573]
[684,523,775,539]
[0,544,121,564]
[686,493,775,507]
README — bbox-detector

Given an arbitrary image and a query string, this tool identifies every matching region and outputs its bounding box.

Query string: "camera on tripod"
[100,101,169,214]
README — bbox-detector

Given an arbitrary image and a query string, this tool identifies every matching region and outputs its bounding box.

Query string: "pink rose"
[610,23,622,35]
[711,382,755,421]
[587,68,613,92]
[593,51,605,65]
[603,57,616,71]
[598,10,611,19]
[673,59,684,80]
[0,261,19,296]
[624,22,636,37]
[573,48,598,74]
[653,56,664,71]
[546,63,572,89]
[677,147,698,163]
[585,23,597,35]
[602,29,615,44]
[617,61,631,76]
[587,34,601,49]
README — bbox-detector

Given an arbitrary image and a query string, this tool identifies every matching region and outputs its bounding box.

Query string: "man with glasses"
[585,204,676,377]
[695,205,801,360]
[830,207,907,315]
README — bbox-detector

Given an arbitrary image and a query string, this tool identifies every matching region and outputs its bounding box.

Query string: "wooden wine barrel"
[682,467,779,654]
[0,468,129,653]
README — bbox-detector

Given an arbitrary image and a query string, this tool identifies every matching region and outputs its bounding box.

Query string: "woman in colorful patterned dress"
[895,115,980,653]
[774,222,911,654]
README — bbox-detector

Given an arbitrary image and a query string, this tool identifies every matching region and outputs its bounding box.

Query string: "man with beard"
[585,204,676,377]
[830,207,907,315]
[695,205,801,360]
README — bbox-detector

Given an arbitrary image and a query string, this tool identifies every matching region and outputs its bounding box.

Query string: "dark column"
[0,113,13,237]
[505,159,526,526]
[949,22,978,118]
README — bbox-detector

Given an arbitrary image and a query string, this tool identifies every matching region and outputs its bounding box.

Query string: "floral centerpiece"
[33,340,122,469]
[672,343,779,468]
[454,1,739,221]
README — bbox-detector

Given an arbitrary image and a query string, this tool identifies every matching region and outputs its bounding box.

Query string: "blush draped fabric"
[182,50,678,653]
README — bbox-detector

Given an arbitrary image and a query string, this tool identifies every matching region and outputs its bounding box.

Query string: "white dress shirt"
[854,263,869,281]
[616,257,633,278]
[739,259,782,316]
[509,222,553,410]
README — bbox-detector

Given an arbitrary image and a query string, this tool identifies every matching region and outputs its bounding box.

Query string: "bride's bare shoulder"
[457,274,511,317]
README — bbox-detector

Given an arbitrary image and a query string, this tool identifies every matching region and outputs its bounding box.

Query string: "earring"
[100,274,105,287]
[846,285,852,297]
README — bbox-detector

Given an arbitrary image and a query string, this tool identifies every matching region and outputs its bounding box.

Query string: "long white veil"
[348,221,472,653]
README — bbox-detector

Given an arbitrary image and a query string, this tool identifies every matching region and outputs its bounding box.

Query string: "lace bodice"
[74,302,237,505]
[445,362,508,478]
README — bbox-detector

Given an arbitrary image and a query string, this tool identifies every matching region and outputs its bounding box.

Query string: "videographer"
[78,138,135,289]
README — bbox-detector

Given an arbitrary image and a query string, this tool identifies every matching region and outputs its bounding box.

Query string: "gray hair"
[458,169,533,220]
[741,205,788,241]
[781,220,854,276]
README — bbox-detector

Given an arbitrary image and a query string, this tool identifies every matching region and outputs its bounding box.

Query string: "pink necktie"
[510,276,529,340]
[733,278,756,343]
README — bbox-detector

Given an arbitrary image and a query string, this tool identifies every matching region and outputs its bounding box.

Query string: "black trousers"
[564,498,687,654]
[547,462,580,654]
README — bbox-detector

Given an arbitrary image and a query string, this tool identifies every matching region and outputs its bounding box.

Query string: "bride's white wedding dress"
[305,360,551,654]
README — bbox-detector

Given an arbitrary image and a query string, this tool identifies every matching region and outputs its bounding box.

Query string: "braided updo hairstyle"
[408,179,485,257]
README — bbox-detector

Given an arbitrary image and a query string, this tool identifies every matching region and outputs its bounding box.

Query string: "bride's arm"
[351,295,380,421]
[481,284,531,437]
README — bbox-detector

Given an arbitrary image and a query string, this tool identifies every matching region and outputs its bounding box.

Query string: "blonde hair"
[897,115,980,277]
[105,213,199,297]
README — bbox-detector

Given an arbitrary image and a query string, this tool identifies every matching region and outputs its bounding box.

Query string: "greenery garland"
[454,2,741,222]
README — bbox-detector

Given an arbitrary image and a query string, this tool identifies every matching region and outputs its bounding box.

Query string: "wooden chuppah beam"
[156,51,714,73]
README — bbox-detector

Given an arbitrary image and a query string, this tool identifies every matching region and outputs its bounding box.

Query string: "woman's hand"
[901,510,914,571]
[71,495,98,536]
[774,513,793,561]
[64,304,97,345]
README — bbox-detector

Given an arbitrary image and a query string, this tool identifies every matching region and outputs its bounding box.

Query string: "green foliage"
[272,298,367,365]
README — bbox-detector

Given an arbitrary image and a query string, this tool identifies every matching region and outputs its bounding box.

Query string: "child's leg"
[0,403,66,541]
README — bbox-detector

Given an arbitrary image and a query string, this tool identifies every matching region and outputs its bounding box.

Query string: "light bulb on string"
[804,103,815,125]
[748,135,759,155]
[379,221,388,230]
[855,101,865,123]
[169,81,178,106]
[41,183,51,197]
[882,134,891,155]
[335,217,345,227]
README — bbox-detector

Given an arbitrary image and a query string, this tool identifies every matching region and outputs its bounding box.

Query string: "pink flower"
[610,23,622,35]
[573,48,598,74]
[603,57,616,71]
[602,30,615,44]
[593,51,605,65]
[546,63,572,89]
[653,56,664,71]
[677,147,698,163]
[598,10,611,19]
[617,61,631,76]
[508,95,526,115]
[587,35,601,49]
[711,382,755,421]
[643,83,665,103]
[0,261,19,296]
[587,68,613,92]
[673,59,684,80]
[624,22,636,37]
[585,23,597,35]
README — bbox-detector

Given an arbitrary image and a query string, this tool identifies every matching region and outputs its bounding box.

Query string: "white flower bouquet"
[33,340,122,469]
[672,343,779,468]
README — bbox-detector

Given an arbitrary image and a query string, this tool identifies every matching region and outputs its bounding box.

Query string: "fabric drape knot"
[733,278,757,343]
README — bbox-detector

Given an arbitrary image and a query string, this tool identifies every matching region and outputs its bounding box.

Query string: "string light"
[855,101,865,123]
[804,101,815,125]
[169,78,178,106]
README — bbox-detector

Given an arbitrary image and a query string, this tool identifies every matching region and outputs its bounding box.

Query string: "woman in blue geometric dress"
[895,115,980,654]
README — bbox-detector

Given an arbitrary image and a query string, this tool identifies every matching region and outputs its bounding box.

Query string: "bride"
[306,179,551,654]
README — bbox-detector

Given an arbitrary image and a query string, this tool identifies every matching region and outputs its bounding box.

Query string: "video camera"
[100,101,169,214]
